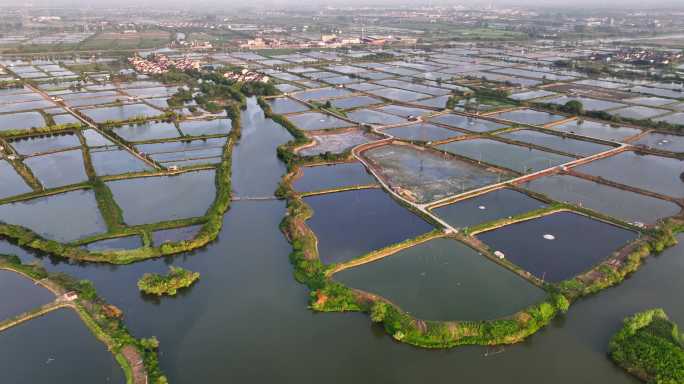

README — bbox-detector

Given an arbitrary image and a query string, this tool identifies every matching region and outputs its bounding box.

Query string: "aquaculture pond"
[429,114,509,132]
[79,104,161,123]
[304,189,434,264]
[329,95,383,110]
[0,270,54,320]
[152,225,202,246]
[573,151,684,198]
[267,97,310,114]
[0,189,106,242]
[178,119,232,136]
[520,174,681,225]
[0,111,46,131]
[0,160,31,199]
[367,87,430,102]
[297,129,379,157]
[286,112,354,131]
[0,309,124,384]
[492,109,566,126]
[364,144,503,203]
[293,162,376,193]
[437,138,574,173]
[85,235,143,252]
[497,129,614,156]
[376,104,434,118]
[9,134,80,156]
[112,121,180,141]
[24,149,87,188]
[382,123,463,142]
[334,238,546,321]
[90,148,153,176]
[433,188,547,228]
[347,109,408,126]
[633,132,684,153]
[550,120,642,142]
[5,96,682,384]
[81,129,113,146]
[107,170,216,225]
[478,211,637,282]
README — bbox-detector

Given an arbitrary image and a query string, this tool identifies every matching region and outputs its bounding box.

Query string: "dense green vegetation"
[138,266,200,296]
[610,309,684,383]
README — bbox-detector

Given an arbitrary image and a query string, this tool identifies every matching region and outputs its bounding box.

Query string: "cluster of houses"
[223,68,270,83]
[128,54,201,74]
[590,48,682,66]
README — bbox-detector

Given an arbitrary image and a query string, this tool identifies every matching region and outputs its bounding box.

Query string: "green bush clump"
[137,266,200,296]
[609,309,684,383]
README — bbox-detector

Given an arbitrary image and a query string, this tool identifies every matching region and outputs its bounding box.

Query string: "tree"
[563,100,584,115]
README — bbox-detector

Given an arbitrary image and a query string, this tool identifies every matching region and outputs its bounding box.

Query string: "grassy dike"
[0,103,242,264]
[0,255,167,384]
[269,101,571,349]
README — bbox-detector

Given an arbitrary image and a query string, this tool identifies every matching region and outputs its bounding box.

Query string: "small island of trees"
[137,266,200,296]
[609,308,684,383]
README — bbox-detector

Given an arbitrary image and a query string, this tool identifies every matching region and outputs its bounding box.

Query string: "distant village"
[128,54,201,74]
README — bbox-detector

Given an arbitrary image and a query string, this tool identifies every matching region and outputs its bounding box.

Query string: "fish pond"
[334,238,547,321]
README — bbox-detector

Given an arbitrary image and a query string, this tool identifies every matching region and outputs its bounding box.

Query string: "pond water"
[0,111,46,131]
[573,151,684,198]
[177,119,232,136]
[293,162,376,192]
[0,160,32,199]
[304,189,434,264]
[478,211,638,282]
[24,150,87,188]
[79,104,161,123]
[633,132,684,153]
[550,120,641,142]
[287,112,355,131]
[0,308,124,384]
[376,105,434,118]
[329,96,383,110]
[4,97,682,384]
[0,189,106,242]
[85,235,143,252]
[82,129,114,147]
[382,123,463,142]
[90,149,153,176]
[267,98,310,114]
[334,238,547,321]
[52,114,80,125]
[429,114,509,132]
[107,170,216,225]
[520,174,681,225]
[152,225,202,246]
[292,88,351,102]
[364,144,503,203]
[492,109,566,126]
[112,121,180,142]
[10,134,81,156]
[433,188,547,228]
[437,138,574,173]
[347,109,408,126]
[0,270,55,320]
[497,129,613,156]
[609,106,669,120]
[367,87,430,102]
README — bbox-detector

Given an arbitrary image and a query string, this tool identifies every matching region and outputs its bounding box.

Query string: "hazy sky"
[3,0,684,9]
